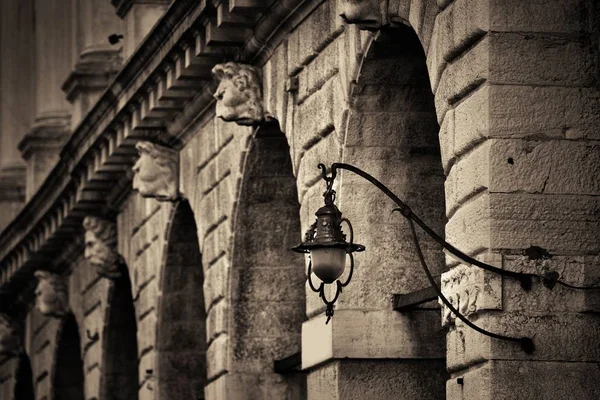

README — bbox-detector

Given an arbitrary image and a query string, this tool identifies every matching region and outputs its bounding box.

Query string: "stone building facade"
[0,0,599,399]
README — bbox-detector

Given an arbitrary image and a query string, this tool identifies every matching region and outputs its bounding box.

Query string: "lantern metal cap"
[291,203,365,254]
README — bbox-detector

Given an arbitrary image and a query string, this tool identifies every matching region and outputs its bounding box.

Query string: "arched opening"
[100,268,139,400]
[229,122,306,396]
[156,200,206,399]
[336,24,447,397]
[53,313,84,400]
[13,353,35,400]
[343,25,446,302]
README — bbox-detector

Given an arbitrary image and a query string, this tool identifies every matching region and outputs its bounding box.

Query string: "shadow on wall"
[101,267,139,400]
[53,313,84,400]
[229,121,306,395]
[157,200,207,399]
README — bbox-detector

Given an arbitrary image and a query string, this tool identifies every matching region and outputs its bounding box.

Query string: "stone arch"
[341,23,446,305]
[156,200,206,399]
[100,269,139,400]
[12,353,35,400]
[227,121,306,397]
[52,313,84,400]
[331,23,447,398]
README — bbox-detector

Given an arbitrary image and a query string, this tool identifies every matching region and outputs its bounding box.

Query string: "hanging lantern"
[292,176,364,323]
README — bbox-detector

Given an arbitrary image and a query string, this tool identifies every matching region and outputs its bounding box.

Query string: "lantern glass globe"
[311,248,346,283]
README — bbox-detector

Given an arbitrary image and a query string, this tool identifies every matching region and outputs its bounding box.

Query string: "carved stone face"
[132,142,178,201]
[34,271,69,317]
[85,231,115,268]
[0,316,20,355]
[212,62,264,126]
[339,0,389,31]
[83,228,121,279]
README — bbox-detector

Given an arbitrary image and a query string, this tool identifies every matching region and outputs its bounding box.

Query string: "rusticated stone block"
[447,313,600,372]
[203,259,230,312]
[206,372,305,400]
[434,0,489,63]
[297,35,340,104]
[206,299,229,343]
[489,85,600,141]
[489,0,589,33]
[438,108,455,172]
[435,35,489,121]
[503,255,600,314]
[296,132,341,199]
[207,335,228,380]
[490,32,596,87]
[488,139,600,196]
[452,84,489,155]
[293,77,335,157]
[445,140,490,215]
[262,41,288,125]
[287,0,340,76]
[488,192,600,253]
[445,193,491,256]
[448,360,600,400]
[308,359,446,400]
[202,219,231,266]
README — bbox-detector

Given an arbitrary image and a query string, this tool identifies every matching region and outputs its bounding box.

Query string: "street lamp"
[293,163,543,352]
[292,168,364,323]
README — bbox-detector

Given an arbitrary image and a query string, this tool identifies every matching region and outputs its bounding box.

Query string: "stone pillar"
[433,0,600,398]
[111,0,171,60]
[0,0,34,225]
[19,0,74,200]
[62,0,123,129]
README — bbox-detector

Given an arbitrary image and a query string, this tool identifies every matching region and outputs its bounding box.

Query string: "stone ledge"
[301,309,445,370]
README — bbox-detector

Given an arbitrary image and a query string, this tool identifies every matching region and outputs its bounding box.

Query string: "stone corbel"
[83,216,124,279]
[34,270,70,318]
[0,314,21,356]
[211,62,269,126]
[440,262,502,327]
[132,141,179,201]
[338,0,392,31]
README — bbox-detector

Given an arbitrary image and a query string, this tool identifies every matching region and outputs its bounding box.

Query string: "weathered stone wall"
[1,1,599,400]
[433,0,600,398]
[117,194,171,400]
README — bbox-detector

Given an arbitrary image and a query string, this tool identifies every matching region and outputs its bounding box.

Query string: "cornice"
[0,0,318,301]
[111,0,172,19]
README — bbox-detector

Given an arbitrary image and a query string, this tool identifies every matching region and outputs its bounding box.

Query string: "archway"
[156,200,207,399]
[53,313,84,400]
[334,24,447,397]
[100,268,139,400]
[13,353,35,400]
[228,122,306,396]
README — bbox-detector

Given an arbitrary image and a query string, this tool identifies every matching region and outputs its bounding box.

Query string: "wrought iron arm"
[321,163,534,288]
[317,163,537,352]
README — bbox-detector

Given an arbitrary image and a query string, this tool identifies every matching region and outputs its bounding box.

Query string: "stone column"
[433,0,600,399]
[0,0,34,226]
[62,0,123,129]
[19,0,74,200]
[111,0,172,60]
